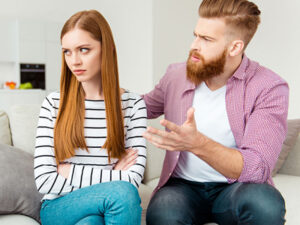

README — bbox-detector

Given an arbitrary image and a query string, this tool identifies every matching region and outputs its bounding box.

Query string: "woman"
[34,10,147,225]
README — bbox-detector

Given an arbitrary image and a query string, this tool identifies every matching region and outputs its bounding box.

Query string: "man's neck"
[205,54,243,91]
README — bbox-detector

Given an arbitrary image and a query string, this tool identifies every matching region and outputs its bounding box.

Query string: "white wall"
[152,0,199,85]
[153,0,300,119]
[248,0,300,119]
[0,0,299,118]
[0,0,153,93]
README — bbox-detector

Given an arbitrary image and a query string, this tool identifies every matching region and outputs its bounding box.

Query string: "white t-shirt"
[173,82,236,182]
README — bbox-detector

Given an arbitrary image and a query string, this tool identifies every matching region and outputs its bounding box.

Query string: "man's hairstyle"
[199,0,261,48]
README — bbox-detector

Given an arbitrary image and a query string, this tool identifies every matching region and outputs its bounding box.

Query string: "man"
[143,0,289,224]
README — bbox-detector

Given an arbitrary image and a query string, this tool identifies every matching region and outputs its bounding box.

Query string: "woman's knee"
[112,181,141,207]
[75,215,104,225]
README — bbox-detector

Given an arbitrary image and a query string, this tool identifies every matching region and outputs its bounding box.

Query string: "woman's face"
[61,28,102,84]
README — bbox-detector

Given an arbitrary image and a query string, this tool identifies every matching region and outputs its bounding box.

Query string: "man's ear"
[228,40,244,56]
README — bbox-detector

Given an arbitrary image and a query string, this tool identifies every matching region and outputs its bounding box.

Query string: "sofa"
[0,103,299,225]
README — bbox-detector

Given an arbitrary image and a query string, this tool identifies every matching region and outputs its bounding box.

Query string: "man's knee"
[236,183,286,224]
[146,187,195,225]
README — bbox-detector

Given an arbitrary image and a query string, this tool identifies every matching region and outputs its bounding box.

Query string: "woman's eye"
[63,50,71,56]
[80,48,89,53]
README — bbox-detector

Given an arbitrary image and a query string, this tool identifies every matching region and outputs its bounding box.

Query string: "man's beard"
[186,49,227,86]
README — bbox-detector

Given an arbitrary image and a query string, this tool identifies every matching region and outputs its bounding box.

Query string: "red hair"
[54,10,125,164]
[199,0,261,48]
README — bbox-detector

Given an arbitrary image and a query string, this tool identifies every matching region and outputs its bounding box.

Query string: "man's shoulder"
[166,62,187,74]
[162,62,187,83]
[245,58,288,90]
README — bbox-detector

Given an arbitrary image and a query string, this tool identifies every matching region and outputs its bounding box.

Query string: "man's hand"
[143,107,208,153]
[114,148,138,170]
[58,163,71,179]
[143,107,243,179]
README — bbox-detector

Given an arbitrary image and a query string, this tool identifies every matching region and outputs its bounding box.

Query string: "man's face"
[186,17,229,85]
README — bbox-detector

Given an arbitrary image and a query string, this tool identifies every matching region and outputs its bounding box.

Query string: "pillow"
[0,111,12,146]
[272,119,300,176]
[0,143,43,222]
[9,104,41,155]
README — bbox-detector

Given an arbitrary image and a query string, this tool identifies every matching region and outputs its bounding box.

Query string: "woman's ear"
[228,40,244,57]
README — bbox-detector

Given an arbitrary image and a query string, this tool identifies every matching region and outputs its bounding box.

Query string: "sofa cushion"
[0,144,43,222]
[138,183,154,225]
[0,215,39,225]
[0,110,12,146]
[279,134,300,176]
[272,119,300,176]
[143,117,166,184]
[273,174,300,225]
[9,105,41,155]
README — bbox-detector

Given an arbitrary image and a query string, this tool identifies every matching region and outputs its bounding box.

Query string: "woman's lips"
[73,70,86,75]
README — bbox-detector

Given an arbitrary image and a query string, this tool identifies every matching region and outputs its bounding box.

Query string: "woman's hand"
[58,163,71,179]
[114,148,138,170]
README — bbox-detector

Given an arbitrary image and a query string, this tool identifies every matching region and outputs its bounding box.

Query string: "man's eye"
[80,48,89,53]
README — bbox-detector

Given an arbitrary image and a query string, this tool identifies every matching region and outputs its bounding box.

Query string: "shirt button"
[169,173,172,176]
[177,155,179,159]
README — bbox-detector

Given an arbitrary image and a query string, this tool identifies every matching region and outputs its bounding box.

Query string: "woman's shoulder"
[121,90,144,106]
[43,91,60,109]
[46,91,60,101]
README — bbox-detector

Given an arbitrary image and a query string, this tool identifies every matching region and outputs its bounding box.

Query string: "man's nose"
[190,37,201,51]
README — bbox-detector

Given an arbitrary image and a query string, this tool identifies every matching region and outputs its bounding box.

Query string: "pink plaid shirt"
[143,55,289,195]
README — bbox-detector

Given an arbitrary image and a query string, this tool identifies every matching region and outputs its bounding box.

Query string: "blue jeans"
[146,177,285,225]
[40,181,142,225]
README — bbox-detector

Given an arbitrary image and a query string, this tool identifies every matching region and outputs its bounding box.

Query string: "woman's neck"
[81,79,103,100]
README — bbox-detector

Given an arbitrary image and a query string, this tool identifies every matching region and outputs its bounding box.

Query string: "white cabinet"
[0,19,18,62]
[0,19,62,90]
[18,20,46,63]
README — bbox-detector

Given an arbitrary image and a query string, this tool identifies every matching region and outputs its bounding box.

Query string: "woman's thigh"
[41,181,141,225]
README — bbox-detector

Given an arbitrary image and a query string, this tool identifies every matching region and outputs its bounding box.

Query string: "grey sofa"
[0,104,299,225]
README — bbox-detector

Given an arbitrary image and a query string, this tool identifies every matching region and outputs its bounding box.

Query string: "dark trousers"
[146,177,285,225]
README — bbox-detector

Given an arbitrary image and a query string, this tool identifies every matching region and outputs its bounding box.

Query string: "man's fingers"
[151,141,176,151]
[143,131,178,150]
[143,130,171,146]
[160,119,181,134]
[186,107,195,124]
[146,126,172,139]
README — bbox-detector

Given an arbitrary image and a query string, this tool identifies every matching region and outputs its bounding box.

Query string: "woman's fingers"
[123,159,137,170]
[114,148,138,170]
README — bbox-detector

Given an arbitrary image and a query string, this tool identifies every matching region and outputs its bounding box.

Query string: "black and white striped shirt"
[34,91,147,201]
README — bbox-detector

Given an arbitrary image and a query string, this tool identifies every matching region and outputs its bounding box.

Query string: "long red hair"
[54,10,125,164]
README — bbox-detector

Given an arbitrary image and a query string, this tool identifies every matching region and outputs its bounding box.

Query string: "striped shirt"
[34,91,147,201]
[143,55,289,196]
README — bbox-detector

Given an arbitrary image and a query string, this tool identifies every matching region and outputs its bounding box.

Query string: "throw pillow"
[272,119,300,176]
[9,104,41,155]
[0,143,43,222]
[0,111,12,145]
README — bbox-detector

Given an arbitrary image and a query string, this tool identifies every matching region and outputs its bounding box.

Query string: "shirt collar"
[231,54,249,80]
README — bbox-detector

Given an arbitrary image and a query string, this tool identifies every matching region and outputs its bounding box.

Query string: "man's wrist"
[190,132,213,156]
